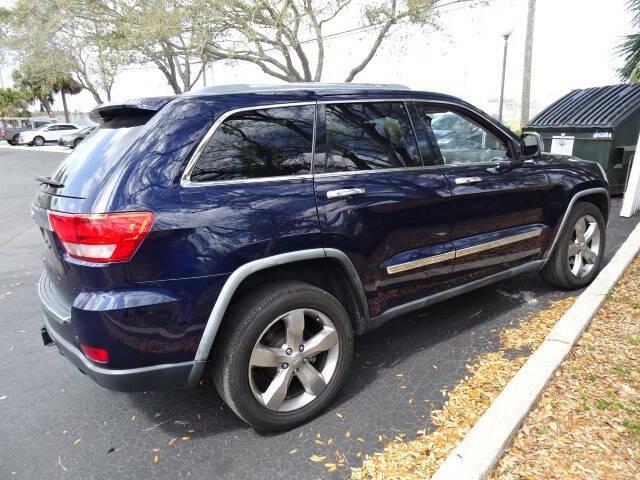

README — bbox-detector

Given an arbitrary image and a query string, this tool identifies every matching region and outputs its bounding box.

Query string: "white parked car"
[18,124,81,146]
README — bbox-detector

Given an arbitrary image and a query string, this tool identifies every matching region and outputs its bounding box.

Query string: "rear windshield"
[49,115,151,199]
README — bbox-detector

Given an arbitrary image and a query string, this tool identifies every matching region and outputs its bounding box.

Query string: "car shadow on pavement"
[125,272,563,439]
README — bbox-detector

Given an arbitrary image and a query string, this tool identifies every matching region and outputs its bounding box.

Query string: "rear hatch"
[33,97,174,302]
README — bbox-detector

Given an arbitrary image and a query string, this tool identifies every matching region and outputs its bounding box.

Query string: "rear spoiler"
[89,96,175,123]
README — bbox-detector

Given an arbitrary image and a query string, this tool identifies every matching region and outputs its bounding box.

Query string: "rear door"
[413,101,551,280]
[313,100,454,318]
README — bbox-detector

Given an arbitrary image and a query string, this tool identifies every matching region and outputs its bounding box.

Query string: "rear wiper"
[36,176,64,189]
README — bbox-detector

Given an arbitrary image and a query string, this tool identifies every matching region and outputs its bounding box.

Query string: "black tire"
[540,201,606,290]
[73,138,81,148]
[213,281,353,431]
[10,134,19,145]
[33,136,45,147]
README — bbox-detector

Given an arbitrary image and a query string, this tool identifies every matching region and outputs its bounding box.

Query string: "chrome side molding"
[386,251,455,275]
[455,229,541,259]
[386,228,542,275]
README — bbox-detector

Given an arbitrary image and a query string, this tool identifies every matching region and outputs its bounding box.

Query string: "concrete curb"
[431,220,640,480]
[0,143,69,154]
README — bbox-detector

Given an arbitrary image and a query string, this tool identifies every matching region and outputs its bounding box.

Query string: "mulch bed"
[489,256,640,480]
[350,294,578,479]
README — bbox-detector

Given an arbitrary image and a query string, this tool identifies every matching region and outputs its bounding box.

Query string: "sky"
[2,0,634,122]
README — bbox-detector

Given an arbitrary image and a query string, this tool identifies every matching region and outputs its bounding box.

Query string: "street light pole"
[498,31,512,122]
[521,0,537,127]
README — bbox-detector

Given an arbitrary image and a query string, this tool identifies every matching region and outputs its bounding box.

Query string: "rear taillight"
[81,344,109,363]
[48,211,154,263]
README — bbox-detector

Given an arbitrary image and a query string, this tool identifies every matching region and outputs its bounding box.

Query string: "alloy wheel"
[248,308,340,412]
[568,214,601,278]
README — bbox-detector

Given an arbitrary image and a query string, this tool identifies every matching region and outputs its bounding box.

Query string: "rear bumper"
[42,317,198,392]
[38,274,205,392]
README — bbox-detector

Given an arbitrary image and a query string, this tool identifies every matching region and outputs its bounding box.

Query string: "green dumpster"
[526,84,640,195]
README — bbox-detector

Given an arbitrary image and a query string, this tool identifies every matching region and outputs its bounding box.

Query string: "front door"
[413,102,551,282]
[313,100,454,318]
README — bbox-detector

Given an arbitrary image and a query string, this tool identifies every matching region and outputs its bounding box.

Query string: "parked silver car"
[58,125,97,148]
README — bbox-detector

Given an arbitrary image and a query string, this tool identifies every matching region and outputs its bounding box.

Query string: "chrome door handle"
[454,176,483,185]
[326,187,366,199]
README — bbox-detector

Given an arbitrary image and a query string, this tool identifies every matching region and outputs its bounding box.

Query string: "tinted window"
[320,102,421,172]
[190,106,315,182]
[50,114,153,198]
[416,105,509,165]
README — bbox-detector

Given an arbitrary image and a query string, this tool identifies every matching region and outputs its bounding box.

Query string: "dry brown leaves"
[350,296,576,479]
[490,257,640,480]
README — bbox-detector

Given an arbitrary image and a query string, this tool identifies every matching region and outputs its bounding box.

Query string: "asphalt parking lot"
[1,146,638,480]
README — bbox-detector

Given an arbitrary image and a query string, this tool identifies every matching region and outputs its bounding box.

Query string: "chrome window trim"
[411,98,519,145]
[403,100,425,166]
[317,99,424,174]
[181,97,500,186]
[386,228,543,275]
[317,98,411,104]
[180,101,317,188]
[314,164,444,178]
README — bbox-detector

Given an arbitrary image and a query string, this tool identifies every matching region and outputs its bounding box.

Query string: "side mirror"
[521,132,544,157]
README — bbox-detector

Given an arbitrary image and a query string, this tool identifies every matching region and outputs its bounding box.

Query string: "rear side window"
[49,114,152,198]
[318,102,421,173]
[190,106,315,183]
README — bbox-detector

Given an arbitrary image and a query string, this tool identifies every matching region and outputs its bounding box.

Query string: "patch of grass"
[587,373,597,382]
[622,419,640,437]
[610,365,632,375]
[630,336,640,346]
[596,397,637,414]
[596,399,609,411]
[631,302,640,310]
[537,425,549,434]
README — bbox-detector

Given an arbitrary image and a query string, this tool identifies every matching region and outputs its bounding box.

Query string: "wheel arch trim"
[542,187,609,264]
[187,248,368,385]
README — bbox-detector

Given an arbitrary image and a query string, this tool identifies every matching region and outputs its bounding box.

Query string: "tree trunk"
[61,90,70,123]
[40,96,54,118]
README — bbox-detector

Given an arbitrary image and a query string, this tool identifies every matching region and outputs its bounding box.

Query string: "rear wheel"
[10,134,19,145]
[213,281,353,431]
[540,201,606,289]
[33,136,45,147]
[73,138,81,148]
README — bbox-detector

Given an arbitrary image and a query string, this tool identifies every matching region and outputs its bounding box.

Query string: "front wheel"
[213,281,353,431]
[540,201,606,290]
[33,136,45,147]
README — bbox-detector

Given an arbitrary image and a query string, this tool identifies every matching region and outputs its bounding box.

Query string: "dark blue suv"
[34,84,609,430]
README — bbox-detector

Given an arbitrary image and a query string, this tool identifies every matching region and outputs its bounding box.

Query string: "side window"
[320,102,421,172]
[190,105,315,182]
[416,105,509,165]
